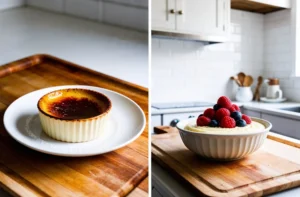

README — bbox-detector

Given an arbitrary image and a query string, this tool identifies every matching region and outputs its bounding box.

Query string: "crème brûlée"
[184,121,265,134]
[38,88,112,143]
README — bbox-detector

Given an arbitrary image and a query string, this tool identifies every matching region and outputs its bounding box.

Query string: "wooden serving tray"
[152,126,300,197]
[0,54,148,197]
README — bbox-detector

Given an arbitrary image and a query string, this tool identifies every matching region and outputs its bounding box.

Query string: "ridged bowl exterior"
[39,112,110,143]
[177,118,271,161]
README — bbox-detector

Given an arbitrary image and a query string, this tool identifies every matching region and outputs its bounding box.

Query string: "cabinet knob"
[178,10,183,15]
[170,9,175,14]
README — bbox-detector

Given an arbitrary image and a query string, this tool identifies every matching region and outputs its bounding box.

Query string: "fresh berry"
[220,116,236,128]
[236,119,247,127]
[228,106,236,113]
[231,111,242,120]
[232,104,241,112]
[203,108,215,119]
[213,104,221,111]
[215,108,230,121]
[217,96,232,109]
[209,119,219,127]
[242,114,252,124]
[198,114,203,118]
[197,116,211,126]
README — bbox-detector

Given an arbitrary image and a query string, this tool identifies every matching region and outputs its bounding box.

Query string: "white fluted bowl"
[176,117,272,161]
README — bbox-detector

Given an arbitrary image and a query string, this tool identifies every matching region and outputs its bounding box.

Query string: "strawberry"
[220,116,236,128]
[242,114,252,124]
[217,96,232,109]
[203,108,215,119]
[215,108,230,121]
[197,116,211,126]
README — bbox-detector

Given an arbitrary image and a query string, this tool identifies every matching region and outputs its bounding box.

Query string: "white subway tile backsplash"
[27,0,64,12]
[65,0,99,20]
[103,2,148,31]
[292,78,300,89]
[263,8,297,101]
[280,78,294,88]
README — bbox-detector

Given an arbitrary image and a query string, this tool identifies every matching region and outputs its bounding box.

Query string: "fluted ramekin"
[177,117,272,161]
[38,88,112,143]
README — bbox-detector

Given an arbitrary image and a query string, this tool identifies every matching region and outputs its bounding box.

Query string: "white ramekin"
[38,88,112,143]
[176,117,272,161]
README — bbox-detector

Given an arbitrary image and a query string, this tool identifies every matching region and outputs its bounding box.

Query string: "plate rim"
[3,85,146,157]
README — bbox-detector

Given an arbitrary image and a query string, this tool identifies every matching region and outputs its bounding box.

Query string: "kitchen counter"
[0,7,148,87]
[152,101,300,120]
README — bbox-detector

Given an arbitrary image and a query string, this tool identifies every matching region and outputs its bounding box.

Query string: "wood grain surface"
[152,126,300,197]
[231,0,285,14]
[128,177,148,197]
[0,54,148,197]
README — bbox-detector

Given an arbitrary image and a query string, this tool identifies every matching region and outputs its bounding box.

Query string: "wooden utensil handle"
[154,126,178,134]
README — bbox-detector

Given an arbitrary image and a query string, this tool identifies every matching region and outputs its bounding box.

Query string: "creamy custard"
[184,121,265,134]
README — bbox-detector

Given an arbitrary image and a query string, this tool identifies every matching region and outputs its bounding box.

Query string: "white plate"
[260,97,287,103]
[3,85,146,157]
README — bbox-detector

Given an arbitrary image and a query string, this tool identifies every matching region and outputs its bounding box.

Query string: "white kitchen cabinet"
[176,0,229,35]
[152,0,230,42]
[152,0,176,31]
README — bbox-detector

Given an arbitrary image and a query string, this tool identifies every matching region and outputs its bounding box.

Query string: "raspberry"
[215,108,230,121]
[197,116,211,126]
[203,108,215,119]
[228,106,236,113]
[232,104,240,112]
[220,116,236,128]
[217,96,232,109]
[242,114,252,124]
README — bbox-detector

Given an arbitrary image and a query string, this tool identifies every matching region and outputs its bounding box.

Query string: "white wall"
[263,9,297,99]
[0,0,24,11]
[26,0,148,31]
[152,9,264,103]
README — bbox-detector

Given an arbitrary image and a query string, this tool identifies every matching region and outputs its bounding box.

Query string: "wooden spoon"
[243,75,253,87]
[230,76,242,86]
[238,72,246,87]
[253,76,263,101]
[256,76,263,101]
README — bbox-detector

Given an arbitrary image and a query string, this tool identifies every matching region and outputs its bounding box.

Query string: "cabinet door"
[152,0,176,31]
[176,0,229,35]
[261,113,300,140]
[243,109,261,118]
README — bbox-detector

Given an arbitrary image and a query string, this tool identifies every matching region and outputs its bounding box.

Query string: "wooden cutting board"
[0,54,148,197]
[152,126,300,197]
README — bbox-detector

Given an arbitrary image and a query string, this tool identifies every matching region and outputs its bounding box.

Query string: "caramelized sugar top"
[47,97,102,120]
